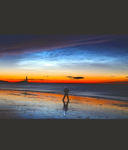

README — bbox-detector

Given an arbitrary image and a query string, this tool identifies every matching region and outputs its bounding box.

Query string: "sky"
[0,35,128,83]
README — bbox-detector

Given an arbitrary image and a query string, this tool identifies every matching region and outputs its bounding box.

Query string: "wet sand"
[0,89,128,119]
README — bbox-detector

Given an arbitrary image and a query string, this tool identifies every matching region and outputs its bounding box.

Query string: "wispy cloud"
[0,35,124,57]
[28,79,44,80]
[114,81,128,83]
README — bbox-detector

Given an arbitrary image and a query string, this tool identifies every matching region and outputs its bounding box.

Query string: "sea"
[0,83,128,101]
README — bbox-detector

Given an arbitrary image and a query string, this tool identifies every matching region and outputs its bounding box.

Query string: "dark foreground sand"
[0,89,128,119]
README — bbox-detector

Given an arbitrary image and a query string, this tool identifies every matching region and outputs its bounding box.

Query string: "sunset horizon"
[1,75,128,84]
[0,35,128,84]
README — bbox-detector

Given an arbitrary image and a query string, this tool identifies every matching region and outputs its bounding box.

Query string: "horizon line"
[0,80,128,84]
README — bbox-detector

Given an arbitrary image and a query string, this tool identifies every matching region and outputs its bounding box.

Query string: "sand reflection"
[0,89,128,119]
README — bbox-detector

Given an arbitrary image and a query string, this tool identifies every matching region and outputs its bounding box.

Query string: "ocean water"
[0,83,128,101]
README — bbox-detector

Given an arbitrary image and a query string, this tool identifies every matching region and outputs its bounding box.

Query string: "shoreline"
[0,88,127,102]
[0,89,128,119]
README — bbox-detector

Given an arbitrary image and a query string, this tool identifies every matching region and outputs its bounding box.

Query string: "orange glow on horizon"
[0,75,128,84]
[1,79,128,84]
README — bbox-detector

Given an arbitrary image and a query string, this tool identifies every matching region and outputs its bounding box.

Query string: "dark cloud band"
[66,76,84,79]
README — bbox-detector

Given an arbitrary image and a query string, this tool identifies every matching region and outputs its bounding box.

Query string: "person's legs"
[63,94,66,102]
[67,94,69,103]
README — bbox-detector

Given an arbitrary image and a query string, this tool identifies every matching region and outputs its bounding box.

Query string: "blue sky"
[0,35,128,82]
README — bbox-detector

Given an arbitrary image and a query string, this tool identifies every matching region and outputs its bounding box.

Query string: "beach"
[1,35,128,119]
[0,89,128,119]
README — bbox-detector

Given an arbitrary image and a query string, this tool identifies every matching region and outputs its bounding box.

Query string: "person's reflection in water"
[63,100,69,116]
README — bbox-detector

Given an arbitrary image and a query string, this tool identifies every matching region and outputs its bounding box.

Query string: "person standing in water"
[62,86,69,103]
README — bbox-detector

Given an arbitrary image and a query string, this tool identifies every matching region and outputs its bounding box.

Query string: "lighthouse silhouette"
[19,76,28,83]
[26,76,28,82]
[24,76,28,82]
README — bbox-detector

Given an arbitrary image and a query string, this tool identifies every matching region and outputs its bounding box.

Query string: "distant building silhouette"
[19,76,28,83]
[26,76,28,82]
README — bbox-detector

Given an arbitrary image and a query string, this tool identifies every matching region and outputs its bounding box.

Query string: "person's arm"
[64,89,65,93]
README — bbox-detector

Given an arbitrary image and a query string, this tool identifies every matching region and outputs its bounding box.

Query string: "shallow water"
[0,89,128,119]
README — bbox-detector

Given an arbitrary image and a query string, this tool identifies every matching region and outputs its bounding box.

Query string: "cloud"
[0,35,124,57]
[28,79,44,80]
[66,76,84,79]
[126,76,128,78]
[114,81,128,83]
[73,77,84,79]
[66,76,73,79]
[110,76,115,77]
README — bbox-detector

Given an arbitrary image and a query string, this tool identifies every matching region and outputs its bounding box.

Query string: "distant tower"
[26,76,28,82]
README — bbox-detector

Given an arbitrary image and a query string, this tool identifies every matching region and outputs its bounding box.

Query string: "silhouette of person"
[62,86,69,103]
